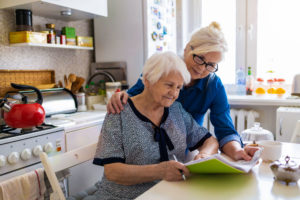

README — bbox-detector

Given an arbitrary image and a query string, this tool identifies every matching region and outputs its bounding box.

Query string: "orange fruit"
[255,87,266,94]
[275,88,285,94]
[267,87,276,94]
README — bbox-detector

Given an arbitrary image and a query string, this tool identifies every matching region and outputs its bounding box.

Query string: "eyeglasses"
[192,54,218,73]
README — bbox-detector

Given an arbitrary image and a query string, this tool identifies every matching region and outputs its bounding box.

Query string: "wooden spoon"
[67,73,77,90]
[64,75,68,88]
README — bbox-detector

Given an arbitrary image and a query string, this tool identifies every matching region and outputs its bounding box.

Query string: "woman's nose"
[169,87,179,96]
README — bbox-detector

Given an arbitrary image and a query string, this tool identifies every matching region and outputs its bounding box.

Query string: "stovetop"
[0,123,64,144]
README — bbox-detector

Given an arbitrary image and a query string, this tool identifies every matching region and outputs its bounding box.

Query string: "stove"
[0,123,65,181]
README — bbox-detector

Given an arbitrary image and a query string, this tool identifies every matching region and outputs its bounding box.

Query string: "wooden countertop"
[136,143,300,200]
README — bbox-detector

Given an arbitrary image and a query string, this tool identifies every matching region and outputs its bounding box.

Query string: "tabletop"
[136,143,300,200]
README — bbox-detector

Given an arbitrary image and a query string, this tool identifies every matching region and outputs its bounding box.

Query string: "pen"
[172,154,186,181]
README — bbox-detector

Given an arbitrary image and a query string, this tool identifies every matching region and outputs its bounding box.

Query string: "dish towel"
[0,168,46,200]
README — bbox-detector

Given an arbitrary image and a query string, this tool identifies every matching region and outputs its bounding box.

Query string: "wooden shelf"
[10,43,94,50]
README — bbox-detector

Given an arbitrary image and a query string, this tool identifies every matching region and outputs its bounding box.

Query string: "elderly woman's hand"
[159,160,190,181]
[193,153,212,160]
[107,91,129,114]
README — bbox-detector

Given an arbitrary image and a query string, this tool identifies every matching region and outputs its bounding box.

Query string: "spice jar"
[105,82,121,101]
[255,78,266,95]
[275,78,286,97]
[267,79,276,94]
[46,23,56,44]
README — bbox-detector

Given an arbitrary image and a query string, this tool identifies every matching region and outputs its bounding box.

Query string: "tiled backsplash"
[0,10,94,85]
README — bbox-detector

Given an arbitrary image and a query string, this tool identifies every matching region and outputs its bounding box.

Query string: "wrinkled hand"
[193,153,212,160]
[232,146,261,161]
[106,91,129,114]
[160,160,190,181]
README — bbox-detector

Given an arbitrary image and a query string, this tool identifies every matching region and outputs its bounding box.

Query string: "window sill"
[228,95,300,106]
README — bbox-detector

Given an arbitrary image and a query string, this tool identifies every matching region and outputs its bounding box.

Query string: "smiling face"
[184,49,222,80]
[145,71,184,107]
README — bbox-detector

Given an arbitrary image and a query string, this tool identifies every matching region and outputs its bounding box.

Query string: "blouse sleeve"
[127,76,145,97]
[178,104,212,151]
[93,113,125,166]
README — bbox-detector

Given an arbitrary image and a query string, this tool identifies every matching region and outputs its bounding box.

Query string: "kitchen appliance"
[15,9,33,31]
[94,0,177,86]
[0,83,45,129]
[291,74,300,96]
[0,123,65,181]
[276,107,300,142]
[18,88,77,117]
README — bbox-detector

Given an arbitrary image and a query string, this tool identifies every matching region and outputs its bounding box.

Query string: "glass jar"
[105,82,121,100]
[98,80,106,96]
[46,23,56,44]
[255,78,266,95]
[267,79,276,94]
[275,78,286,97]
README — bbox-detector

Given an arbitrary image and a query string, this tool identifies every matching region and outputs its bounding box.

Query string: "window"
[256,0,300,84]
[199,0,300,86]
[202,0,236,84]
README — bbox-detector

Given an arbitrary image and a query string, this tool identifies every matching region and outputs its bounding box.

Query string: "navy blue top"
[127,74,242,148]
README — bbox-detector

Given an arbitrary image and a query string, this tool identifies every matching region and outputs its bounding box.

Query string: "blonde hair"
[141,51,191,85]
[188,21,228,58]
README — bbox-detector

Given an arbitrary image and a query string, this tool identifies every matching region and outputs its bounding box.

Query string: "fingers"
[121,92,129,104]
[106,92,129,114]
[240,151,252,161]
[173,160,190,178]
[194,153,210,160]
[106,101,114,114]
[245,146,260,157]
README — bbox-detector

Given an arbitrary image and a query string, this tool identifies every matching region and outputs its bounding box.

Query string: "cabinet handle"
[279,118,283,136]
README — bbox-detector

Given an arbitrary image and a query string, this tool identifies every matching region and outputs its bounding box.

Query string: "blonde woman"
[93,52,219,200]
[107,22,259,161]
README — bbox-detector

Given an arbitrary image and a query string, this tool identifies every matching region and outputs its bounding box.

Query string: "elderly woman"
[107,22,259,161]
[92,52,219,200]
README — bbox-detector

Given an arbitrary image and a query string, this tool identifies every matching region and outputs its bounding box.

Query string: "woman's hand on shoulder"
[107,91,129,114]
[159,160,190,181]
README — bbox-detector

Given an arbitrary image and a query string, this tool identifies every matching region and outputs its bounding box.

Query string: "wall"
[0,10,94,85]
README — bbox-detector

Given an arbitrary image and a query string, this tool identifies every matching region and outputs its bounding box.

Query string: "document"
[185,149,262,174]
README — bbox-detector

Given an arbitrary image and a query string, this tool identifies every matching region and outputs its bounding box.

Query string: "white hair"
[141,51,191,85]
[188,22,228,59]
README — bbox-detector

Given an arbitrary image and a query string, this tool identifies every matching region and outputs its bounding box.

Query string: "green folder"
[185,150,262,174]
[186,158,244,174]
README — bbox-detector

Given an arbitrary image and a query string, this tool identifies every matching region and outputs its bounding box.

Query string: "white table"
[136,143,300,200]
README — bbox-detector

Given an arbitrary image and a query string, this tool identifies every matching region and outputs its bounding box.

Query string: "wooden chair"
[291,120,300,143]
[40,143,98,200]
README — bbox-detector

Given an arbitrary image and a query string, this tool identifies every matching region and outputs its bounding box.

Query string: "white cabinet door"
[66,125,101,151]
[43,0,107,16]
[0,0,107,20]
[65,124,104,196]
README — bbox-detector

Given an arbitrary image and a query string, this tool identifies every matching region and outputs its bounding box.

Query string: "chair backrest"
[291,120,300,143]
[40,143,98,200]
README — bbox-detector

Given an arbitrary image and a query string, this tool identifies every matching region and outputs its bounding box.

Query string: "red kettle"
[0,83,45,129]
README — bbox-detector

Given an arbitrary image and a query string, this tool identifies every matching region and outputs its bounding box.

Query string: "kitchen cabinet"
[65,123,104,196]
[0,0,107,21]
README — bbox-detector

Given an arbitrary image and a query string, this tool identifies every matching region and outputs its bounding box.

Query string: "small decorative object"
[270,156,300,185]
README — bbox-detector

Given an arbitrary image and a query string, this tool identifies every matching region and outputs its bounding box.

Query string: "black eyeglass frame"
[192,54,218,73]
